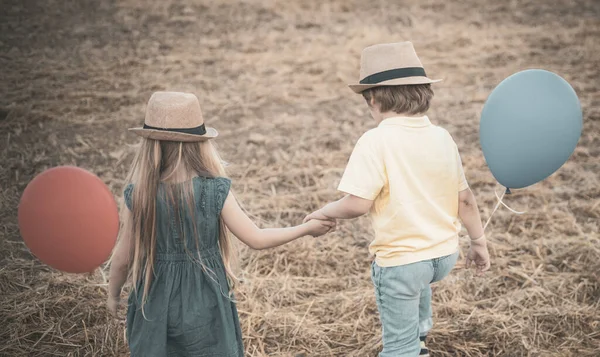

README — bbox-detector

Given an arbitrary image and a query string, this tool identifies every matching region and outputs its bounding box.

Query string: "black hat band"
[359,67,427,85]
[143,123,207,135]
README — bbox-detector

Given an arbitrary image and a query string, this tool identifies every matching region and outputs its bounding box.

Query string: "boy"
[304,42,491,357]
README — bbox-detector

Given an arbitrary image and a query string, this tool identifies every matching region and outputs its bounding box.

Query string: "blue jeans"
[371,251,459,357]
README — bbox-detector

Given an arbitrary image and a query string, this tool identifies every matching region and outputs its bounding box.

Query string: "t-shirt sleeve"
[123,183,134,211]
[455,145,469,192]
[337,133,386,200]
[214,177,232,214]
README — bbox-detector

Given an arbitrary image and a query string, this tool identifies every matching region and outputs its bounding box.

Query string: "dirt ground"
[1,0,599,356]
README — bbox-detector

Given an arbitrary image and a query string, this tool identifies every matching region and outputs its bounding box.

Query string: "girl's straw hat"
[349,41,442,94]
[129,91,218,142]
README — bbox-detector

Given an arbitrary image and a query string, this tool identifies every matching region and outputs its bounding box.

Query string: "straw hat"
[349,41,442,93]
[129,91,218,142]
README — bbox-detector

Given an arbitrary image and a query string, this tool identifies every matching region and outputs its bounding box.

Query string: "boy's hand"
[303,209,329,224]
[303,218,336,237]
[466,238,491,275]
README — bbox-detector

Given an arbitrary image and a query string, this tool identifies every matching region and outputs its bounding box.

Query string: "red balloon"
[18,166,119,273]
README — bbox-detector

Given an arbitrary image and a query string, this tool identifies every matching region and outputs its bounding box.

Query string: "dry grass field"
[1,0,599,356]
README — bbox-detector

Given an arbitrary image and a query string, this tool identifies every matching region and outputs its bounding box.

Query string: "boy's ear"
[369,96,376,108]
[368,96,380,112]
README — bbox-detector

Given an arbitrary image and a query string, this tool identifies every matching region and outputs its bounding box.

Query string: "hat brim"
[128,126,218,142]
[348,77,443,94]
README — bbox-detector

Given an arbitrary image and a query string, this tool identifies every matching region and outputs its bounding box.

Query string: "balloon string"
[495,189,526,215]
[483,187,526,231]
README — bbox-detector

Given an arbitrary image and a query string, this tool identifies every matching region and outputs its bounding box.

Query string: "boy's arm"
[221,192,335,250]
[304,132,382,222]
[458,188,484,240]
[303,194,373,222]
[459,188,491,274]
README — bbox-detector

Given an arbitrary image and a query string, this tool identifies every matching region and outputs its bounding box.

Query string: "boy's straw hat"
[129,91,218,142]
[349,41,442,94]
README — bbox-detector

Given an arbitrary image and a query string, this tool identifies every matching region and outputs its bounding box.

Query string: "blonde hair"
[118,138,238,314]
[362,84,434,115]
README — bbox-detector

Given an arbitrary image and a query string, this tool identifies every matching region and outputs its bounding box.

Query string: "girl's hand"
[466,238,491,275]
[106,295,124,320]
[304,218,336,237]
[303,209,329,224]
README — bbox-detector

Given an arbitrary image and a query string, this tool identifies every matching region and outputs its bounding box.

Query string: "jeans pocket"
[432,251,459,283]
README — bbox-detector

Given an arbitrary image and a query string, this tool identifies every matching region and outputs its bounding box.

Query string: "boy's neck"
[376,111,425,124]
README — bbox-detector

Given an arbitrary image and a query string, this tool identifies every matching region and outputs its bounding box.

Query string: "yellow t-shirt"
[338,116,469,267]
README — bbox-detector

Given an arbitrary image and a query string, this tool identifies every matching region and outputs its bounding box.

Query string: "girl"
[106,92,335,357]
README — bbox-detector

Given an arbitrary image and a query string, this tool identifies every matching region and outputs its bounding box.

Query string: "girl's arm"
[221,192,335,250]
[107,210,133,300]
[303,194,373,223]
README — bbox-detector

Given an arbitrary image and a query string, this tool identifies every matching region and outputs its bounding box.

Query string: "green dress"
[123,176,244,357]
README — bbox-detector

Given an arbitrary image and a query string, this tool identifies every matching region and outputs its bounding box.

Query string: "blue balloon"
[480,69,582,189]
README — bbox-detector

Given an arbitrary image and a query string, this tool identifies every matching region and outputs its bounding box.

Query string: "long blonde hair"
[118,138,238,312]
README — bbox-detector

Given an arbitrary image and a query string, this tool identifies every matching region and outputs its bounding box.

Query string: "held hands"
[302,208,336,237]
[466,235,491,275]
[303,209,329,224]
[303,218,336,237]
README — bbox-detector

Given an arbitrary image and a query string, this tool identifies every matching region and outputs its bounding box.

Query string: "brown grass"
[1,0,599,356]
